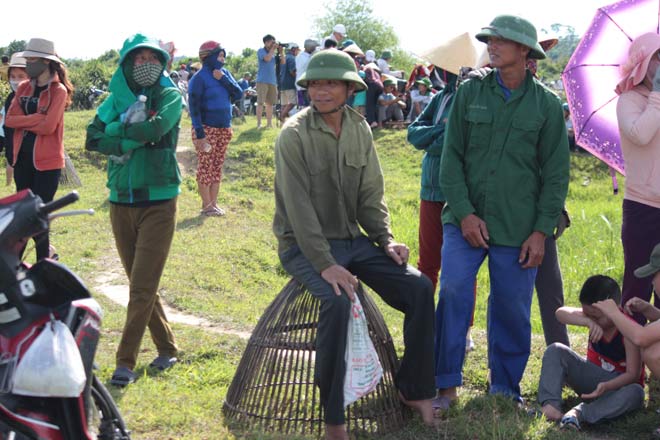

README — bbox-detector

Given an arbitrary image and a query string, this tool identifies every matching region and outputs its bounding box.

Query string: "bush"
[0,81,10,108]
[68,59,114,110]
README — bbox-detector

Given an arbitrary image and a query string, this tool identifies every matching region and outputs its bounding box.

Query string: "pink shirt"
[617,85,660,208]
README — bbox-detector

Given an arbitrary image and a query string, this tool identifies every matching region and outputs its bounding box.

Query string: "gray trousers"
[378,104,404,123]
[534,236,570,346]
[538,343,644,424]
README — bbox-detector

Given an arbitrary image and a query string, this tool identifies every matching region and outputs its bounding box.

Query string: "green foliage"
[536,24,580,85]
[97,49,119,64]
[0,81,9,108]
[0,40,27,58]
[314,0,399,60]
[68,59,114,110]
[225,51,257,81]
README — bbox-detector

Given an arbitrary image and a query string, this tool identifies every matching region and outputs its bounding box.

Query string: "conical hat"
[421,32,478,75]
[342,43,364,56]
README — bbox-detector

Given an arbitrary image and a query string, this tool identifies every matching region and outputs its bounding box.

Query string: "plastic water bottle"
[123,95,148,124]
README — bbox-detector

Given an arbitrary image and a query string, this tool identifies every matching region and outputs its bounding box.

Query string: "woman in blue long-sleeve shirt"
[188,40,243,216]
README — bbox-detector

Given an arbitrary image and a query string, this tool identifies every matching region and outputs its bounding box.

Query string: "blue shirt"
[238,78,250,91]
[188,67,244,138]
[280,53,297,90]
[257,47,277,85]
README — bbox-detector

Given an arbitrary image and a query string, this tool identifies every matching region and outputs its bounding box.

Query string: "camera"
[276,42,289,49]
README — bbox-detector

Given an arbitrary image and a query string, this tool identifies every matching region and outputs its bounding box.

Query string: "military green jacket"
[440,70,569,246]
[273,106,393,272]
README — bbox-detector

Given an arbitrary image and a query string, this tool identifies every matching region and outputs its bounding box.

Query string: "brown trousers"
[110,198,178,370]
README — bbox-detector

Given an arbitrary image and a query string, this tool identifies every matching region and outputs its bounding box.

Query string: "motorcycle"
[0,190,130,439]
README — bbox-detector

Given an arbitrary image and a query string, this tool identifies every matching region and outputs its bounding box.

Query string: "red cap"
[199,40,221,59]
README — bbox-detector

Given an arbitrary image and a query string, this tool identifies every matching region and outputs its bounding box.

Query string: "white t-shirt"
[295,51,313,91]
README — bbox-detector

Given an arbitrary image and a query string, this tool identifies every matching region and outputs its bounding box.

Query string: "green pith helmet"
[296,49,367,91]
[383,76,397,87]
[381,50,393,60]
[475,15,546,60]
[415,77,432,89]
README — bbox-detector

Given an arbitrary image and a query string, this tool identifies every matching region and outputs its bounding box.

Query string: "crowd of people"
[2,14,660,440]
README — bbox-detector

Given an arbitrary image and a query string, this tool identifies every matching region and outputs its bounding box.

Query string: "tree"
[5,40,27,57]
[536,24,581,88]
[313,0,407,69]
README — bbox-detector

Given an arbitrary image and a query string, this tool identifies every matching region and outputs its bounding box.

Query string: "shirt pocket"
[465,109,493,149]
[509,117,544,156]
[343,150,368,219]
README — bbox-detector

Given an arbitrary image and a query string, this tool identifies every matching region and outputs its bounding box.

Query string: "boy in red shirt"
[537,275,645,430]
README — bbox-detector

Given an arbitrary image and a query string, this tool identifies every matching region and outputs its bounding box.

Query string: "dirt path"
[92,258,251,340]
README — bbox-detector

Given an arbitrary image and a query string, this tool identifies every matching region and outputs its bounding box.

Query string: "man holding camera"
[279,43,299,123]
[256,34,283,129]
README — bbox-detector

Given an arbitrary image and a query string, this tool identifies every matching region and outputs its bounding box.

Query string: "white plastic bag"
[343,295,383,407]
[12,318,86,397]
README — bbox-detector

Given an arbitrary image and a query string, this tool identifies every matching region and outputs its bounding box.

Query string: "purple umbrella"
[562,0,660,176]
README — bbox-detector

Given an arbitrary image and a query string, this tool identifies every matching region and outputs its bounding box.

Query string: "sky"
[2,0,615,60]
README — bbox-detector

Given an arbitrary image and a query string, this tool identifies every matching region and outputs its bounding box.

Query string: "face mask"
[25,61,48,79]
[9,80,21,92]
[133,63,162,87]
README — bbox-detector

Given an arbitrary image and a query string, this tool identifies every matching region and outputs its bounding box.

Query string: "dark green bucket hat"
[634,243,660,278]
[296,49,367,91]
[475,15,546,60]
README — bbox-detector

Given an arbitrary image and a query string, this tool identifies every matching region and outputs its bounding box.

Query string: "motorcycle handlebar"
[38,191,79,216]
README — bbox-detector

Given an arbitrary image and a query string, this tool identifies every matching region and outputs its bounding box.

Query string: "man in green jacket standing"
[434,15,570,408]
[85,34,183,386]
[273,50,435,439]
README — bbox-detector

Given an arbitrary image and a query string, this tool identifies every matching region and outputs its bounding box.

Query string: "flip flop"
[432,395,454,411]
[149,355,178,371]
[110,366,136,387]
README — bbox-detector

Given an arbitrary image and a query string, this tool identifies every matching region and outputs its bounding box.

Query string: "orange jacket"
[5,76,66,170]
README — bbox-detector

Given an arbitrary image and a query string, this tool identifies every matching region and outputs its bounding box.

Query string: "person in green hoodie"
[85,34,183,386]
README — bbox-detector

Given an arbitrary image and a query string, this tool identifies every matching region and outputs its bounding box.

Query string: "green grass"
[3,111,657,439]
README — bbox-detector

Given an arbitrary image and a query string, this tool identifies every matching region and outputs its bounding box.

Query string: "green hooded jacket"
[85,34,182,204]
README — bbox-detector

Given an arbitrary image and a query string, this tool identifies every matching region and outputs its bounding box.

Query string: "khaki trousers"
[110,198,178,369]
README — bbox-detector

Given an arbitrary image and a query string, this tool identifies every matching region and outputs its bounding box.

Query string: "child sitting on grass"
[593,243,660,378]
[537,275,645,431]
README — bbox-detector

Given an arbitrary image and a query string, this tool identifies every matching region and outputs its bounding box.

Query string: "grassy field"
[3,110,658,439]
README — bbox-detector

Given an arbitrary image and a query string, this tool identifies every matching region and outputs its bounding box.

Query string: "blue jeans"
[280,236,435,425]
[434,224,537,400]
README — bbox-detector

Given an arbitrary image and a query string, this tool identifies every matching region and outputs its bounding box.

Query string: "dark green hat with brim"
[296,49,367,91]
[634,243,660,278]
[476,15,546,60]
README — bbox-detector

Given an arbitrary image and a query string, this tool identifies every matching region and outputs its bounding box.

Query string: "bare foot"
[398,391,435,426]
[325,423,348,440]
[541,404,562,421]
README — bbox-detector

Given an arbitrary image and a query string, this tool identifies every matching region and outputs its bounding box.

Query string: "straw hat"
[364,62,381,73]
[21,38,63,64]
[342,43,364,56]
[421,32,478,75]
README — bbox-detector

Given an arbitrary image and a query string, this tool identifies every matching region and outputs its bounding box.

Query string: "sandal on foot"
[560,413,581,431]
[432,395,454,411]
[110,366,136,387]
[149,355,178,371]
[201,206,224,217]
